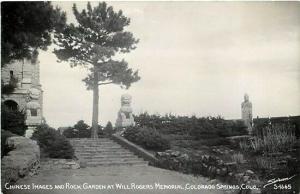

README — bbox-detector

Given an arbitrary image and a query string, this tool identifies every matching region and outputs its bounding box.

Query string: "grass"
[240,124,296,154]
[231,152,246,164]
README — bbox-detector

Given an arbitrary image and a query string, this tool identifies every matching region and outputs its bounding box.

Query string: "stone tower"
[1,59,43,137]
[241,93,252,133]
[115,94,135,128]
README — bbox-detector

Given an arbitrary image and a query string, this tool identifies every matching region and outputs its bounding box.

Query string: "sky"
[39,1,300,128]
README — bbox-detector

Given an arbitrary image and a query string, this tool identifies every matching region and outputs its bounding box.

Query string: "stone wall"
[1,59,43,116]
[1,136,40,189]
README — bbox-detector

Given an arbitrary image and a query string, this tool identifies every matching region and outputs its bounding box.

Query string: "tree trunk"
[91,70,99,138]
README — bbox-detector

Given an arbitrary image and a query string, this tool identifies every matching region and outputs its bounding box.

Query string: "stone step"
[71,143,119,146]
[69,139,112,143]
[75,152,134,157]
[69,138,148,167]
[70,142,116,146]
[86,161,148,167]
[80,155,139,160]
[72,144,122,147]
[75,150,131,156]
[74,148,128,152]
[73,146,123,150]
[82,158,142,162]
[76,152,136,156]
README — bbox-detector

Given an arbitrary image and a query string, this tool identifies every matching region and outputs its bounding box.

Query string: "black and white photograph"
[1,1,299,194]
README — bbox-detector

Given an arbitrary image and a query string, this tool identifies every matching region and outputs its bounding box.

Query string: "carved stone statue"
[25,88,42,138]
[241,93,253,133]
[115,94,135,128]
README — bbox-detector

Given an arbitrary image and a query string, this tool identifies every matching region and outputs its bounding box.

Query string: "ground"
[7,164,227,194]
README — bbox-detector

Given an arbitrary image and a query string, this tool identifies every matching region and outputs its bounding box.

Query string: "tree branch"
[98,81,113,85]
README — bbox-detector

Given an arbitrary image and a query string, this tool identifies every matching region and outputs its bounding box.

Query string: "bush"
[1,130,17,158]
[63,120,91,138]
[1,104,26,136]
[124,126,170,151]
[134,113,248,139]
[32,124,74,159]
[103,121,115,136]
[1,77,18,94]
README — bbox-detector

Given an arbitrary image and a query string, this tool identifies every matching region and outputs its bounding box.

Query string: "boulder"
[1,136,40,190]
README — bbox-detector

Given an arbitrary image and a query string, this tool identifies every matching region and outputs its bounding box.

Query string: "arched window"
[4,100,18,111]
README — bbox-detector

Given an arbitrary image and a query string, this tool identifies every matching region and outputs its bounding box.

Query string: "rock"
[243,175,250,182]
[217,159,224,166]
[1,136,40,190]
[179,153,189,160]
[171,151,181,157]
[70,163,80,169]
[245,170,254,175]
[234,173,244,182]
[65,161,76,165]
[216,169,221,175]
[156,152,165,157]
[220,167,228,176]
[210,179,218,184]
[79,161,87,168]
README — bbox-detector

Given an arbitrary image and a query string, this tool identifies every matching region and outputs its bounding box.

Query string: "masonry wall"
[1,59,43,116]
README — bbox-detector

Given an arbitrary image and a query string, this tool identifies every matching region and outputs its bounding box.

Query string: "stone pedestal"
[25,88,42,137]
[25,126,36,138]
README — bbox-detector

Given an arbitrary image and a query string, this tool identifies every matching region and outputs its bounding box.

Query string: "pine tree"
[1,2,66,66]
[54,2,140,138]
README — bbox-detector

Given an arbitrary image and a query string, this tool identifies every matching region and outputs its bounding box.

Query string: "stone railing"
[1,136,40,190]
[111,133,159,166]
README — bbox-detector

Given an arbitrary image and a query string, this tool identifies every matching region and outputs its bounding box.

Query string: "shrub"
[1,130,17,158]
[103,121,115,136]
[200,137,231,146]
[1,77,18,94]
[32,124,74,159]
[63,120,91,138]
[134,112,248,139]
[1,104,26,136]
[124,126,170,151]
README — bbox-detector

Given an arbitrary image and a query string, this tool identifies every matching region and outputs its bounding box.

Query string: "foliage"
[53,2,140,137]
[253,116,300,138]
[1,2,66,66]
[63,120,91,138]
[247,124,296,154]
[1,103,26,136]
[231,153,245,164]
[32,124,74,159]
[1,130,17,158]
[124,126,170,151]
[1,76,18,95]
[133,112,248,139]
[103,121,114,136]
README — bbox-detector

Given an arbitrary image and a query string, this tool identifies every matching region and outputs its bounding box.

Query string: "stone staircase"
[69,138,148,167]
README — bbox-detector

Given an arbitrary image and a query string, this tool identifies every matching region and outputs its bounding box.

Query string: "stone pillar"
[241,93,253,134]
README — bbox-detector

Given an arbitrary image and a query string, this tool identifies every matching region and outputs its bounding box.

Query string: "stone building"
[1,59,43,137]
[241,93,253,133]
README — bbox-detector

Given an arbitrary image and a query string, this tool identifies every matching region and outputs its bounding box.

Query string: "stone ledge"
[111,134,159,166]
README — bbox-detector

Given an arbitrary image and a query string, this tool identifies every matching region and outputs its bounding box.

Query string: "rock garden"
[122,113,300,194]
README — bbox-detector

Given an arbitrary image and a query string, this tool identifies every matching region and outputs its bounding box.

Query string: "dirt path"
[5,164,227,194]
